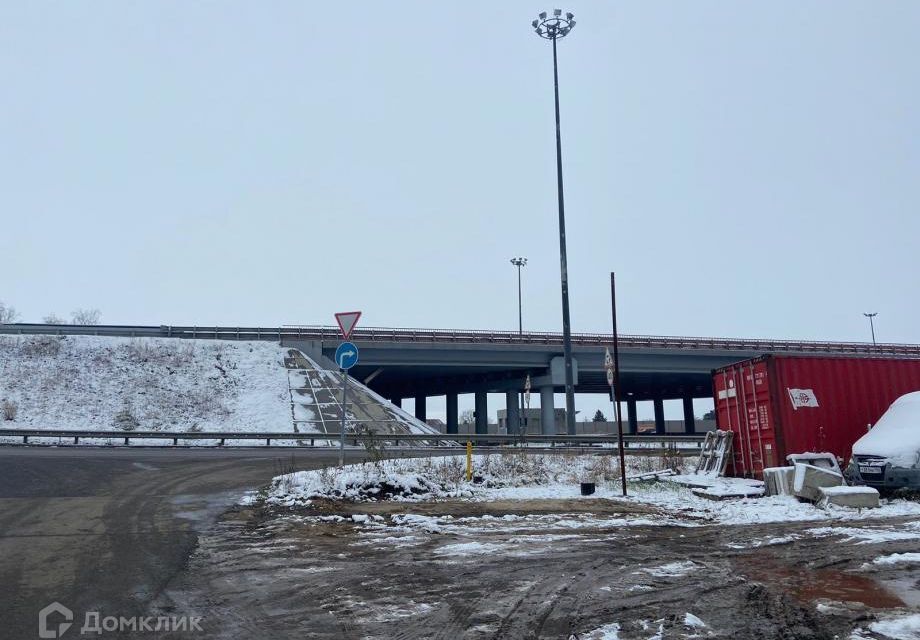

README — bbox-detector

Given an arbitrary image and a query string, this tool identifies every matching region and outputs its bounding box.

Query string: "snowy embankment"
[0,335,290,434]
[264,452,920,526]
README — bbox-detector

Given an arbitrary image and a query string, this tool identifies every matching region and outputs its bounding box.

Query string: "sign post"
[605,347,626,496]
[609,273,628,497]
[334,311,362,467]
[523,373,532,434]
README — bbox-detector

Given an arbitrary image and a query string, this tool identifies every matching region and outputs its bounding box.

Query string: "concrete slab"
[786,452,842,475]
[793,463,843,502]
[763,466,796,496]
[817,485,880,509]
[686,476,765,500]
[668,473,762,491]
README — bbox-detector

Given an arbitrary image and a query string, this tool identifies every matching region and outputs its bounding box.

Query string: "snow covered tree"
[0,301,19,324]
[71,308,101,325]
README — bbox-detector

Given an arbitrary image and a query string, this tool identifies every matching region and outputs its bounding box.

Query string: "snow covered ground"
[851,612,920,640]
[264,452,920,527]
[231,452,920,640]
[0,335,290,433]
[0,335,436,442]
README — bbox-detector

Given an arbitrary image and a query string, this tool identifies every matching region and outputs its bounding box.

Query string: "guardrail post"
[173,437,178,446]
[219,438,225,446]
[266,437,270,446]
[124,437,129,446]
[74,436,79,444]
[23,435,28,444]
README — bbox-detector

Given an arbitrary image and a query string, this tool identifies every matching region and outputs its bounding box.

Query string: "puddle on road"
[882,577,920,607]
[736,557,905,608]
[172,491,241,525]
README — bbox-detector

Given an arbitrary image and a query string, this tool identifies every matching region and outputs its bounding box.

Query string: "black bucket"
[580,482,596,496]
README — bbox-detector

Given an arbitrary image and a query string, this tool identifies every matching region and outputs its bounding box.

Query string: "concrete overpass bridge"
[286,326,920,436]
[5,323,920,436]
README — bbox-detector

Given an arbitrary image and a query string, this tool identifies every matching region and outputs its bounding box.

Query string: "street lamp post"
[863,312,878,346]
[510,257,527,335]
[533,9,578,436]
[510,257,528,435]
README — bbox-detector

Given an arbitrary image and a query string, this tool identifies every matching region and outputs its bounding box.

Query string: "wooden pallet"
[693,430,734,476]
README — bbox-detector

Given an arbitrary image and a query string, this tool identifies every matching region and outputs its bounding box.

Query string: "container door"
[714,360,778,478]
[740,361,778,477]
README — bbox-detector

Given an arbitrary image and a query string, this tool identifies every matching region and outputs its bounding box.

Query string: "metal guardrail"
[2,323,920,356]
[0,429,706,450]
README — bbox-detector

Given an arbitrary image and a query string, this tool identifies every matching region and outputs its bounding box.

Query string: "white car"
[848,391,920,490]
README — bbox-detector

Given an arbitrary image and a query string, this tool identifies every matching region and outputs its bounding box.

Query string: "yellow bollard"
[466,441,473,482]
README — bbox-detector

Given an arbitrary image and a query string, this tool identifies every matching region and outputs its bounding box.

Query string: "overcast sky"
[3,2,918,346]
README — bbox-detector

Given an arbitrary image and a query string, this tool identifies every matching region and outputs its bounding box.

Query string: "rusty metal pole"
[611,272,627,496]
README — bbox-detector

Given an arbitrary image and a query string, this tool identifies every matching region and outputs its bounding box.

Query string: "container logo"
[787,388,819,410]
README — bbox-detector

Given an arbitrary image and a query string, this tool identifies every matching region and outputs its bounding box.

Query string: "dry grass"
[19,336,63,357]
[1,399,17,421]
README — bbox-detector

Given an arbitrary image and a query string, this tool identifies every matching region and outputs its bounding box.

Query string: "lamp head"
[532,9,575,40]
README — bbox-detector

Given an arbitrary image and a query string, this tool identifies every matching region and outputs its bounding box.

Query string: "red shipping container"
[712,355,920,478]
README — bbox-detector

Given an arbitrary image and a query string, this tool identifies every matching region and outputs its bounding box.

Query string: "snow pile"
[0,335,290,432]
[269,458,470,505]
[579,622,621,640]
[808,525,920,544]
[683,613,707,629]
[866,552,920,566]
[631,482,920,526]
[852,391,920,468]
[851,612,920,640]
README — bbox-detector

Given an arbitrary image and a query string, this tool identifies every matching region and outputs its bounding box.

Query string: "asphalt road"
[0,447,372,639]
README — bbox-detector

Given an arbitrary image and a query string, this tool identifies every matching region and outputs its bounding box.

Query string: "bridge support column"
[446,392,459,435]
[474,391,488,435]
[653,398,666,435]
[682,396,696,434]
[540,386,555,435]
[414,395,427,422]
[627,398,638,435]
[505,392,520,435]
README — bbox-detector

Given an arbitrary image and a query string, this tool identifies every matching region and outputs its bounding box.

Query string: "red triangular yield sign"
[334,311,362,339]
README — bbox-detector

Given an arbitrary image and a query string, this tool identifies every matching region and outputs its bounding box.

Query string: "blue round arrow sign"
[335,342,359,370]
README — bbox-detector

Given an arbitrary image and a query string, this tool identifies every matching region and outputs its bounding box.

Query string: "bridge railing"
[2,323,919,356]
[284,325,920,356]
[0,429,705,453]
